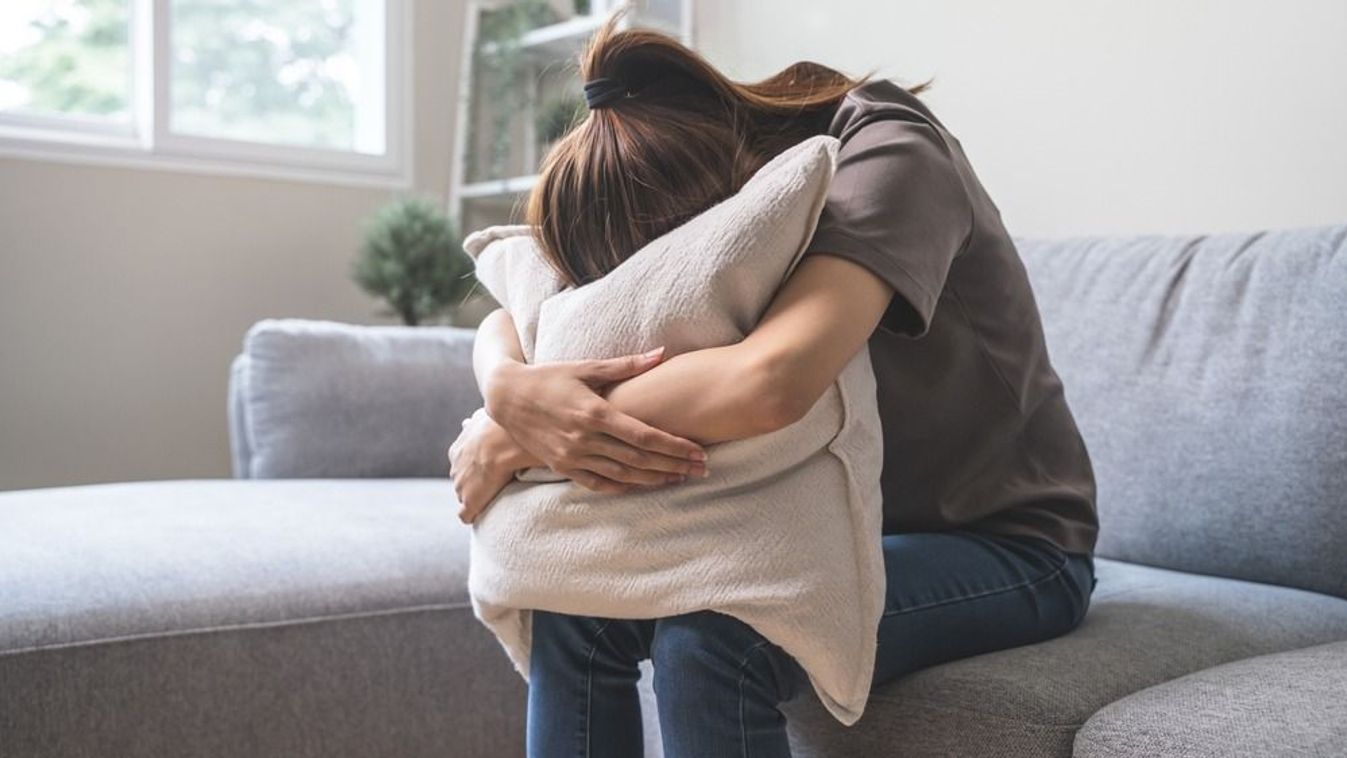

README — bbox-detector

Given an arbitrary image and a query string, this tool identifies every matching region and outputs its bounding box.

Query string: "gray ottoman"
[0,478,525,758]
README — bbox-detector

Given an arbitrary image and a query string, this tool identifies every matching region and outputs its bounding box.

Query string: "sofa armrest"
[1074,640,1347,757]
[228,319,482,479]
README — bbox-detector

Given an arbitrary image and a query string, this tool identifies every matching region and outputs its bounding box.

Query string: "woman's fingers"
[457,500,482,525]
[587,435,707,477]
[597,408,707,462]
[566,469,637,494]
[572,455,686,487]
[575,347,665,384]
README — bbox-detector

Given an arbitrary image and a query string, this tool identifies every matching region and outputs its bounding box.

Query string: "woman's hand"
[448,409,534,524]
[484,347,708,493]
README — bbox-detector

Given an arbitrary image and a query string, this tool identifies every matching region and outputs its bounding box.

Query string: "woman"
[448,18,1099,758]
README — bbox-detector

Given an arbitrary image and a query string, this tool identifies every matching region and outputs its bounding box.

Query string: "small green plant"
[352,197,476,326]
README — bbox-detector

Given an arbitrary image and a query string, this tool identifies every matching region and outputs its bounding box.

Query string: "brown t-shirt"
[803,80,1099,555]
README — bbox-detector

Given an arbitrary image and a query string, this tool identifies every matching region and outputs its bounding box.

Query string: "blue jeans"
[526,530,1097,758]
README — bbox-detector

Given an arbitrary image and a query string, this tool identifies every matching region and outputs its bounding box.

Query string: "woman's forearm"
[607,255,894,445]
[473,308,526,405]
[473,305,766,443]
[603,344,785,445]
[470,309,540,470]
[474,305,770,442]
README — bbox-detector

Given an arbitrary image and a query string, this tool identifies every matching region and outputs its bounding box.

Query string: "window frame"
[0,0,411,188]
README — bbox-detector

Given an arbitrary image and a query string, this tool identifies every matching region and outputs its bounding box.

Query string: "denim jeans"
[526,530,1097,758]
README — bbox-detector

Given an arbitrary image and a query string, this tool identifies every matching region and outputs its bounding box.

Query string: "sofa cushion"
[0,480,466,651]
[0,479,524,758]
[1075,640,1347,758]
[233,319,481,479]
[1017,225,1347,599]
[780,557,1347,758]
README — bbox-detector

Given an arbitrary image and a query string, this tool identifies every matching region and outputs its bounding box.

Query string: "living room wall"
[0,1,467,491]
[696,0,1347,237]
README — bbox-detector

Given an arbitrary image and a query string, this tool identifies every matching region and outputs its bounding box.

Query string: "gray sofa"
[3,224,1345,757]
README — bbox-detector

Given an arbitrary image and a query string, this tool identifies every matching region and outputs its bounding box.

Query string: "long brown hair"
[525,14,920,287]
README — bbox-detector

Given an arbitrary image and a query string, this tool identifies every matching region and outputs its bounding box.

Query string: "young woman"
[448,18,1099,758]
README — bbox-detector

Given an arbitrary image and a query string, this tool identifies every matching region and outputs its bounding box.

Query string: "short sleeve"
[804,115,973,338]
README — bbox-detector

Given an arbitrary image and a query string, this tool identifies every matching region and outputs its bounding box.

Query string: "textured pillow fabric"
[462,135,886,724]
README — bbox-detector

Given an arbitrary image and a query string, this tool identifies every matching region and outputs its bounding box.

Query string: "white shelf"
[450,0,694,226]
[480,12,683,59]
[460,173,538,199]
[480,15,607,58]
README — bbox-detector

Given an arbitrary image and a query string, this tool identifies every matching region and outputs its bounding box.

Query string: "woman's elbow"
[740,353,816,435]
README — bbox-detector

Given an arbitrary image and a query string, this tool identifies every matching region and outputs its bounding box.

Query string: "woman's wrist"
[482,415,538,473]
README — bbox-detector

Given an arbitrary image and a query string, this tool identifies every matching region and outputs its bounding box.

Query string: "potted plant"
[351,197,477,326]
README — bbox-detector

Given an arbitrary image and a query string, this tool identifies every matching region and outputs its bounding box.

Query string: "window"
[0,0,134,129]
[0,0,407,186]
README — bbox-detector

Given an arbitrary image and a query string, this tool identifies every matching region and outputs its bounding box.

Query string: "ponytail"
[526,12,918,286]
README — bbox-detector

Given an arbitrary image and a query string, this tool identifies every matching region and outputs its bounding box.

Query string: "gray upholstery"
[230,319,482,479]
[1075,640,1347,758]
[0,479,524,758]
[1018,225,1347,599]
[782,558,1347,758]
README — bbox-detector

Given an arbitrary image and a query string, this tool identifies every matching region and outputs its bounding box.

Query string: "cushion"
[1075,640,1347,757]
[780,558,1347,758]
[0,479,523,758]
[1017,225,1347,598]
[232,320,480,479]
[463,135,890,724]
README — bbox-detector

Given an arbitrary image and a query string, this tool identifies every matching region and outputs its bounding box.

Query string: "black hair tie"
[583,77,628,109]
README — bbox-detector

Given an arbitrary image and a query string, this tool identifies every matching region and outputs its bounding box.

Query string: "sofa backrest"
[1018,224,1347,599]
[229,319,482,479]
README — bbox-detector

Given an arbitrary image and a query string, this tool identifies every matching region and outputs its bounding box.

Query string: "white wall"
[0,0,467,491]
[696,0,1347,237]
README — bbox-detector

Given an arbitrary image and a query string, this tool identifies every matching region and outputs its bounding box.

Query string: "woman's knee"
[651,611,800,703]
